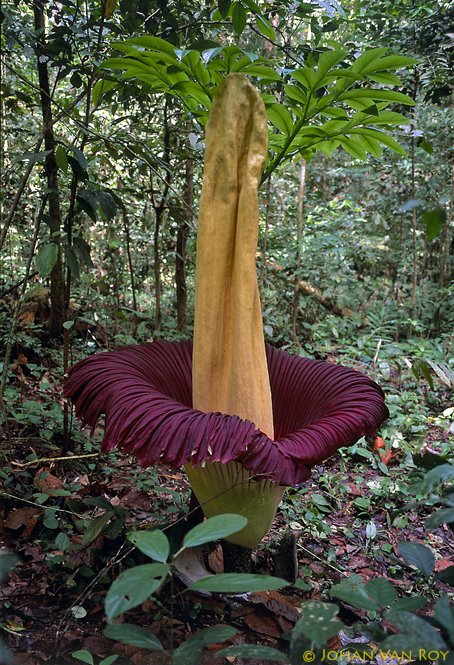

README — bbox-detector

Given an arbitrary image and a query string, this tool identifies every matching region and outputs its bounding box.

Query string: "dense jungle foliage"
[0,0,453,664]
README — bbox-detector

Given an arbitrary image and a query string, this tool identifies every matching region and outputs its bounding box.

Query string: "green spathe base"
[185,460,284,548]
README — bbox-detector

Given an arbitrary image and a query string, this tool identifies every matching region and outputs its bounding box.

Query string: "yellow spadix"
[185,74,284,548]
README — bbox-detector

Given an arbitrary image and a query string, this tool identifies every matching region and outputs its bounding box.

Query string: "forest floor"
[1,341,453,665]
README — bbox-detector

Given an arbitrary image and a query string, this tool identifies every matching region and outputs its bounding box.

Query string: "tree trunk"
[297,279,353,318]
[176,130,194,333]
[151,98,172,332]
[291,159,307,340]
[33,0,65,337]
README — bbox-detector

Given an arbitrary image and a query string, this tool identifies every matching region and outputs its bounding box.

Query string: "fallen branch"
[298,279,353,318]
[11,452,99,469]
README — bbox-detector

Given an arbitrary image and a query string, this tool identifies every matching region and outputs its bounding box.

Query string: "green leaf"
[397,542,435,576]
[330,579,379,611]
[82,512,112,545]
[314,49,346,88]
[35,243,58,278]
[231,2,247,35]
[127,530,170,563]
[434,596,454,644]
[284,84,307,104]
[72,651,94,665]
[362,55,418,74]
[423,207,447,241]
[70,146,88,173]
[92,79,117,106]
[239,63,281,81]
[339,88,415,106]
[255,14,275,40]
[435,565,454,585]
[99,657,118,665]
[338,136,367,160]
[182,514,247,548]
[350,128,407,156]
[291,67,316,89]
[365,578,397,607]
[391,596,429,612]
[171,626,237,665]
[55,145,68,173]
[383,611,447,651]
[14,149,51,165]
[424,463,454,489]
[218,0,232,19]
[293,601,343,647]
[66,247,80,280]
[267,103,294,135]
[105,563,170,620]
[189,573,289,593]
[350,47,388,75]
[55,532,70,551]
[104,624,163,650]
[426,508,454,530]
[0,554,18,583]
[126,36,177,56]
[217,644,287,661]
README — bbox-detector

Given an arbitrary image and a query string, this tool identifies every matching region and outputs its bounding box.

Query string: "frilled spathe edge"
[64,340,388,486]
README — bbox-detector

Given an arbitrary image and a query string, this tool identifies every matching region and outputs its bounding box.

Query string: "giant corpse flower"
[64,75,388,549]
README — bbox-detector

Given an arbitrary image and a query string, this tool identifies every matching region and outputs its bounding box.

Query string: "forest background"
[0,0,453,664]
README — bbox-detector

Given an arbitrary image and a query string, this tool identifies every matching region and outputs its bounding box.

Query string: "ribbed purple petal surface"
[64,340,388,486]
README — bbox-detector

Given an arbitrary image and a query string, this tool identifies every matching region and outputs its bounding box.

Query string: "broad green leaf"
[82,512,112,545]
[92,79,117,106]
[239,63,281,81]
[314,49,346,88]
[171,626,237,665]
[14,149,51,165]
[104,624,163,650]
[70,146,88,172]
[66,247,80,280]
[362,55,418,74]
[105,563,170,619]
[391,596,428,612]
[0,554,18,583]
[426,507,454,530]
[255,14,275,40]
[423,207,447,241]
[182,514,247,548]
[339,88,415,106]
[365,578,397,607]
[55,145,68,173]
[231,2,247,35]
[189,573,289,593]
[383,611,447,650]
[338,137,368,160]
[397,541,435,576]
[424,463,454,488]
[127,530,170,563]
[291,67,316,89]
[217,644,287,661]
[72,651,94,665]
[350,128,407,156]
[100,657,118,665]
[293,601,343,647]
[434,596,454,644]
[267,103,294,135]
[351,47,388,74]
[330,580,380,611]
[368,73,403,86]
[126,36,177,56]
[35,243,58,278]
[218,0,232,19]
[172,81,211,106]
[284,84,307,105]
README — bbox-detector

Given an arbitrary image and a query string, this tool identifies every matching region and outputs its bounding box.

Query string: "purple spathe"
[64,340,389,486]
